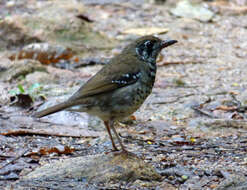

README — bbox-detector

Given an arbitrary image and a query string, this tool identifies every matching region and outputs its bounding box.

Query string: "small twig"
[152,99,179,105]
[199,97,213,108]
[192,106,217,118]
[191,97,216,118]
[203,119,247,129]
[153,93,195,105]
[0,155,13,158]
[204,91,228,96]
[119,133,151,143]
[158,61,203,67]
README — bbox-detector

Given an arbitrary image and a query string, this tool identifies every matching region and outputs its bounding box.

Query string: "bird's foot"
[112,146,119,152]
[104,147,119,155]
[112,148,137,157]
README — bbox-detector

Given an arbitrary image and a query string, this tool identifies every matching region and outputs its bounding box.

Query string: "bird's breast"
[142,61,157,87]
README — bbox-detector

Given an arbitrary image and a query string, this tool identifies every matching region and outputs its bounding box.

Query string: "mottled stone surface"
[24,152,161,183]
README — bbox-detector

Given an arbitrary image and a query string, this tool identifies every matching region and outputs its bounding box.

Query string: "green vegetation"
[9,83,45,100]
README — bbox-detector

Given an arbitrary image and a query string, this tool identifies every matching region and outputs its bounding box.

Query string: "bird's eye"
[144,41,152,49]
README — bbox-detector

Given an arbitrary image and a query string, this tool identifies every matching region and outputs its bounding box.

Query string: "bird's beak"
[160,40,178,49]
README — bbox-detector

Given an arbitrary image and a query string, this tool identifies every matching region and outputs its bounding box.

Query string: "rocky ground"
[0,0,247,189]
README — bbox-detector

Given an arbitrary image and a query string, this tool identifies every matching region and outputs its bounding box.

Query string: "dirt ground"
[0,0,247,189]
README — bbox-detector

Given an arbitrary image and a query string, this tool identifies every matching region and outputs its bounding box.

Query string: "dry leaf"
[122,27,169,36]
[9,43,75,65]
[26,145,75,156]
[215,105,237,111]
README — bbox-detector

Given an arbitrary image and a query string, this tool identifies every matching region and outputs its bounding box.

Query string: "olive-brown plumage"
[34,35,177,152]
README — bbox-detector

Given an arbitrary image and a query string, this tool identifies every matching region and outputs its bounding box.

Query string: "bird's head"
[131,35,177,63]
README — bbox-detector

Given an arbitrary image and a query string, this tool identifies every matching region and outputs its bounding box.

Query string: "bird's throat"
[147,61,157,84]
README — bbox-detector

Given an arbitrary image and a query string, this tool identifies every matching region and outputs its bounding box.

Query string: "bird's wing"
[69,54,141,101]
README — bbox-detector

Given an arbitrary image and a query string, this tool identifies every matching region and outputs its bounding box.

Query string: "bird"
[34,35,177,153]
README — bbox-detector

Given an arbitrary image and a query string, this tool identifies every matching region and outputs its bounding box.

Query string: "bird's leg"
[109,120,128,153]
[104,121,118,151]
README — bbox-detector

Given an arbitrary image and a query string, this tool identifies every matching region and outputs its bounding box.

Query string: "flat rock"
[23,152,161,183]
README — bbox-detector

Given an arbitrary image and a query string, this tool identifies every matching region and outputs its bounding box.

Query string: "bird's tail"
[33,101,75,118]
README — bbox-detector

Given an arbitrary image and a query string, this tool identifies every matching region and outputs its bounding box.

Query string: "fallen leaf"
[147,141,153,145]
[231,112,244,119]
[9,43,74,65]
[26,145,75,156]
[190,137,196,143]
[122,27,169,36]
[232,83,239,87]
[215,105,237,111]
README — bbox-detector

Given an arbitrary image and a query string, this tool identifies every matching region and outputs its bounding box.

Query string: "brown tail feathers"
[33,101,74,118]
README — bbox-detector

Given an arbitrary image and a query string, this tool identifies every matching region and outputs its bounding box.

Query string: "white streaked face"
[136,39,162,63]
